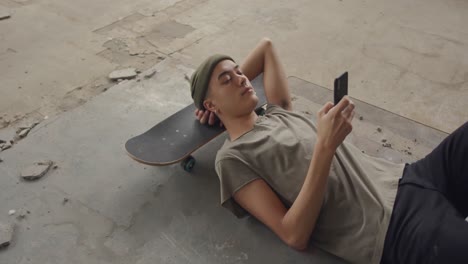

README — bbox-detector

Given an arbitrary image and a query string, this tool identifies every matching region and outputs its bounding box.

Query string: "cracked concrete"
[0,0,467,263]
[1,0,467,132]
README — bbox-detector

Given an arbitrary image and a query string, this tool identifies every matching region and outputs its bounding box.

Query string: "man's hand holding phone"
[317,96,355,151]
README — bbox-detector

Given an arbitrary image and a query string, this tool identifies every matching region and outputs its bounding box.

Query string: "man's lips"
[241,86,253,96]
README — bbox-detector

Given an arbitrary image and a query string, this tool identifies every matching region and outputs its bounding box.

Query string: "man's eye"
[223,78,230,84]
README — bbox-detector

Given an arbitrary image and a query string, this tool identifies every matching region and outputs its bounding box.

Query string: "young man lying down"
[189,38,468,264]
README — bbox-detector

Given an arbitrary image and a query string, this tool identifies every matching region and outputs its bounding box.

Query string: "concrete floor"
[1,0,467,133]
[0,0,466,263]
[0,57,449,263]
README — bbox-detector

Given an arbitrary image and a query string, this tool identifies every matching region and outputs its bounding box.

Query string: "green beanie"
[190,54,235,110]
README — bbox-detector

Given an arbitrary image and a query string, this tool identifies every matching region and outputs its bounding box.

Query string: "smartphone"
[334,72,348,105]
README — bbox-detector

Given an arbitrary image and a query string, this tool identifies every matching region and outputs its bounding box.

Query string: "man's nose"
[235,74,247,87]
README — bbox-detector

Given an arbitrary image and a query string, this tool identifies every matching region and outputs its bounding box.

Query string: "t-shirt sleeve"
[215,158,260,218]
[265,103,284,114]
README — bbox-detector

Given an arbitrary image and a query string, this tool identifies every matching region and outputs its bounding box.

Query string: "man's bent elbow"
[285,236,308,251]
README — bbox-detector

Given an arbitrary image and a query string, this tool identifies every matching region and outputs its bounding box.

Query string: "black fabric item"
[381,121,468,264]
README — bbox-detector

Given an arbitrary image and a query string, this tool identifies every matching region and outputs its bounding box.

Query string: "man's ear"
[203,99,216,112]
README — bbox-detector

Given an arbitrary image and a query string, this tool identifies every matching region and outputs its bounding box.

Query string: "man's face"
[204,60,258,118]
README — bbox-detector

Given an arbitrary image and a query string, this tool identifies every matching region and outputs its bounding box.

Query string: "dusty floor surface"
[0,0,467,263]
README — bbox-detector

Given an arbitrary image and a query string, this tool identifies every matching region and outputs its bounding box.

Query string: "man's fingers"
[200,110,209,124]
[319,102,334,116]
[330,96,351,115]
[196,111,202,120]
[342,101,355,119]
[208,111,216,125]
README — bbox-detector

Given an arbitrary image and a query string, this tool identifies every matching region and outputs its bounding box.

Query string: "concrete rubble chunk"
[382,143,392,148]
[18,127,31,138]
[0,222,14,249]
[144,70,157,79]
[0,9,11,21]
[108,68,137,80]
[20,160,54,181]
[1,142,12,151]
[0,139,5,144]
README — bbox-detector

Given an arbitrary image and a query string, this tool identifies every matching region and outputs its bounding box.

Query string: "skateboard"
[125,75,267,172]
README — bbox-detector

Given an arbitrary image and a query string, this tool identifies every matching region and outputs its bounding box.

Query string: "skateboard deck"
[125,75,267,171]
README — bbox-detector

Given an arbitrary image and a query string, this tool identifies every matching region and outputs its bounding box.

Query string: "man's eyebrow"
[218,65,240,80]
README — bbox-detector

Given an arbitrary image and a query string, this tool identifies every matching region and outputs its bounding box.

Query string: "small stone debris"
[1,142,12,151]
[8,210,15,216]
[53,164,58,169]
[403,149,412,156]
[16,209,27,220]
[15,122,40,139]
[382,143,392,148]
[0,222,14,249]
[20,160,53,181]
[108,68,137,80]
[144,70,157,79]
[413,138,417,143]
[0,158,3,163]
[377,127,382,133]
[381,139,387,143]
[62,198,69,204]
[18,127,31,138]
[157,56,166,60]
[184,74,191,83]
[359,116,363,121]
[0,139,5,144]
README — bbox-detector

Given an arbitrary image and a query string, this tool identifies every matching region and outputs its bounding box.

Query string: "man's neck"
[223,111,259,141]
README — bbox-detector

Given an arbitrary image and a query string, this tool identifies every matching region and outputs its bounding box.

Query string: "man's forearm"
[240,38,269,81]
[241,38,292,110]
[281,140,335,249]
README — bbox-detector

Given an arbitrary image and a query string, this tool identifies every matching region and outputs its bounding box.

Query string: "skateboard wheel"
[182,156,196,172]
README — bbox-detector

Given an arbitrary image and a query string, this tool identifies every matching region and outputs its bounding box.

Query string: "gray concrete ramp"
[0,58,447,263]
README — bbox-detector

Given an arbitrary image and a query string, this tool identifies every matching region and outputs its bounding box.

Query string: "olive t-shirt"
[214,104,405,264]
